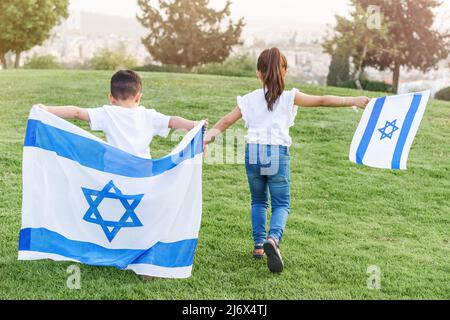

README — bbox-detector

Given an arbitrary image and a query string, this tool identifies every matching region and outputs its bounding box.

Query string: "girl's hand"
[203,131,215,145]
[202,129,216,159]
[352,96,370,109]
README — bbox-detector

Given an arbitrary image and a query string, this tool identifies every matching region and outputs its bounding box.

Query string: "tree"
[137,0,244,69]
[325,0,449,93]
[324,3,390,89]
[363,0,448,93]
[326,47,351,87]
[0,0,69,69]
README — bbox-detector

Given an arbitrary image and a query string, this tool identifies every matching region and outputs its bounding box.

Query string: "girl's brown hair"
[257,48,288,111]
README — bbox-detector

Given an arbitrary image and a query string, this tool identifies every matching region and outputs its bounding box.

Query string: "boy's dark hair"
[111,70,142,100]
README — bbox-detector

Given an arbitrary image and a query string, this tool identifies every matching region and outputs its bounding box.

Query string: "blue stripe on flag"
[391,94,422,169]
[356,96,387,164]
[19,228,197,269]
[24,120,203,178]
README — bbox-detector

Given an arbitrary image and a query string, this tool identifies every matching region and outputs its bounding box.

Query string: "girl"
[204,48,369,273]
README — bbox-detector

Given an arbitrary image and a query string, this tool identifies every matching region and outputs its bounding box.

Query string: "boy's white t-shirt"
[237,88,299,147]
[88,105,171,159]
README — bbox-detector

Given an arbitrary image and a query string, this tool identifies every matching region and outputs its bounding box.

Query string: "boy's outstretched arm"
[169,117,208,132]
[34,104,90,121]
[204,106,242,145]
[295,92,370,109]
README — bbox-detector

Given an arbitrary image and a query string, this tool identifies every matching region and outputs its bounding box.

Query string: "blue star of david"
[82,181,144,242]
[378,119,400,140]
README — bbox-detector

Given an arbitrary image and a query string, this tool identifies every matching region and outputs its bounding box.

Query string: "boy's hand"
[353,96,370,109]
[202,120,209,159]
[33,104,48,111]
[194,119,208,130]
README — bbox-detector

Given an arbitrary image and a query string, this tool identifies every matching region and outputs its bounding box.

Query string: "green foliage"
[23,54,61,69]
[323,4,389,84]
[135,54,256,78]
[134,64,190,74]
[196,54,255,77]
[435,86,450,101]
[137,0,244,69]
[0,0,69,68]
[0,70,449,299]
[89,48,138,71]
[326,49,351,87]
[325,0,449,92]
[342,79,393,93]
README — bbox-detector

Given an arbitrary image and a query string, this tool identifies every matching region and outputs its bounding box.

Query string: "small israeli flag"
[350,91,430,170]
[19,107,204,278]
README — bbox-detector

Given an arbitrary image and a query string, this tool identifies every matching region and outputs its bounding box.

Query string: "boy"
[35,70,207,159]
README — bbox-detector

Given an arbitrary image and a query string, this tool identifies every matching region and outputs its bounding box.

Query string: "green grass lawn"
[0,70,449,300]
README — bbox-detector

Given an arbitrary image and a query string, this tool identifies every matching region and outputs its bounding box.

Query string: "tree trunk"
[354,44,368,91]
[14,51,21,68]
[0,53,7,69]
[393,61,401,94]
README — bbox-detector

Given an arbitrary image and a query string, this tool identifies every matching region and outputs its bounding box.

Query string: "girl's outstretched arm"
[204,106,242,145]
[295,92,370,109]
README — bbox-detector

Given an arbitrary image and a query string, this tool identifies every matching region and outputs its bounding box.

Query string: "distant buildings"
[21,11,151,67]
[235,21,331,85]
[8,11,450,94]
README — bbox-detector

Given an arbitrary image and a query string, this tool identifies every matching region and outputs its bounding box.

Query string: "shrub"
[133,64,190,74]
[89,48,138,70]
[364,80,393,92]
[435,86,450,101]
[23,54,61,69]
[342,79,393,93]
[196,54,255,78]
[135,54,256,78]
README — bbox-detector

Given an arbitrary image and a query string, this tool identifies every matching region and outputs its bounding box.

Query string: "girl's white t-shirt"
[237,88,299,147]
[88,105,171,159]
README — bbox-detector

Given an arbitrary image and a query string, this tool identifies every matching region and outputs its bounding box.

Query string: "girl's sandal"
[253,244,265,260]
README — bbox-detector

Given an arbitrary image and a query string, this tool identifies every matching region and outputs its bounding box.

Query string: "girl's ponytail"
[257,47,288,111]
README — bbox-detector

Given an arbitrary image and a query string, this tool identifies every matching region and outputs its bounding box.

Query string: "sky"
[70,0,352,24]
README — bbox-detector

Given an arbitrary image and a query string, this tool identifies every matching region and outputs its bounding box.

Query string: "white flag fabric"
[19,107,204,279]
[350,91,430,170]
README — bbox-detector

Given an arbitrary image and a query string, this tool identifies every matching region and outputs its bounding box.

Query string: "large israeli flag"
[350,91,430,170]
[19,107,204,279]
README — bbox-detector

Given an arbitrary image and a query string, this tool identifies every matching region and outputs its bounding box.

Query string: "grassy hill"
[0,70,448,299]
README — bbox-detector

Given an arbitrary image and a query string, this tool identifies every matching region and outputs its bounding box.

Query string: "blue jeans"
[245,144,291,245]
